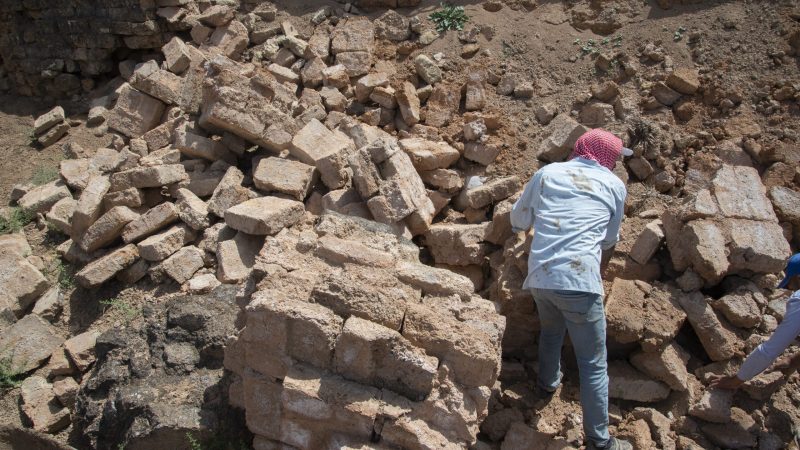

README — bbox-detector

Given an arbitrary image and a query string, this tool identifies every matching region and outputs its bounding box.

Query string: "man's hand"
[600,246,615,273]
[708,374,745,390]
[774,353,800,374]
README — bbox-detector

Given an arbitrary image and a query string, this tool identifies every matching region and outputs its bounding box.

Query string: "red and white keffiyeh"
[569,129,624,170]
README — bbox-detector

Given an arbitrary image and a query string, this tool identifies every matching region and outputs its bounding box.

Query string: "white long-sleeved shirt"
[510,158,627,296]
[737,290,800,381]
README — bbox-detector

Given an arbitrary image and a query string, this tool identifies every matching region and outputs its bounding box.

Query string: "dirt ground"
[1,0,799,448]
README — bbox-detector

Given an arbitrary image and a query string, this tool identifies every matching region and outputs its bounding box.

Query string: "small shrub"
[0,207,35,235]
[0,358,25,390]
[54,258,75,290]
[30,165,59,186]
[429,3,469,32]
[100,298,139,323]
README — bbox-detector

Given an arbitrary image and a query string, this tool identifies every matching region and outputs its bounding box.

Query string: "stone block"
[161,246,204,284]
[45,197,76,235]
[175,188,210,230]
[52,377,79,408]
[63,330,100,372]
[76,244,139,288]
[464,141,501,166]
[174,128,232,162]
[666,68,700,95]
[163,36,191,74]
[137,224,196,261]
[629,219,665,265]
[0,251,49,317]
[253,157,316,201]
[0,233,31,257]
[536,114,589,162]
[110,164,187,191]
[688,389,733,423]
[630,342,690,391]
[20,376,70,433]
[59,158,99,190]
[676,292,740,361]
[31,287,63,322]
[726,219,790,275]
[712,165,776,221]
[18,180,71,214]
[130,60,183,105]
[202,20,249,60]
[334,316,437,400]
[396,81,421,126]
[682,220,729,284]
[395,261,475,300]
[0,315,64,373]
[80,206,139,252]
[331,17,374,54]
[414,54,442,85]
[605,280,686,351]
[36,122,70,147]
[207,167,252,218]
[608,361,670,402]
[225,197,305,235]
[107,83,166,138]
[290,119,354,189]
[709,287,763,329]
[314,235,395,268]
[216,232,263,283]
[103,188,145,209]
[399,138,460,171]
[457,176,520,210]
[355,72,389,103]
[122,202,179,243]
[424,223,490,266]
[33,106,65,136]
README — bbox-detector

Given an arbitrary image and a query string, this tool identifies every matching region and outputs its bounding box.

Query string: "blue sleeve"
[737,294,800,381]
[510,172,540,233]
[600,182,626,250]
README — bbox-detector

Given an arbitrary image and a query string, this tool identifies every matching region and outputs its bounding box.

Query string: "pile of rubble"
[2,1,800,449]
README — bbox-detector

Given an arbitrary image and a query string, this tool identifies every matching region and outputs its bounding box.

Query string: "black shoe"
[587,437,633,450]
[534,383,557,400]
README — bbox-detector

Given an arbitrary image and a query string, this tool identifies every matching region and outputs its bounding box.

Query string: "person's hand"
[774,353,800,374]
[708,374,745,390]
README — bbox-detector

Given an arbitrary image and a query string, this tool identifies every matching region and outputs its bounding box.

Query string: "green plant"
[429,3,469,32]
[0,357,25,390]
[30,165,59,186]
[0,207,35,235]
[100,297,139,323]
[187,433,202,450]
[674,26,687,41]
[54,258,75,290]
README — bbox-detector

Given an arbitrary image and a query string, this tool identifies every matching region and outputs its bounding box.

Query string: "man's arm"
[710,295,800,389]
[510,173,540,233]
[600,184,626,250]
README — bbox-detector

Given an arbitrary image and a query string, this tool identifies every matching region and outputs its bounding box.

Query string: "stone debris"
[2,4,796,447]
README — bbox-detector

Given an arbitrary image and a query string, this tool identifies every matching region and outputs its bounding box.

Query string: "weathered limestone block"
[666,67,700,95]
[290,119,354,189]
[688,389,733,423]
[225,197,305,235]
[130,60,183,105]
[163,36,191,74]
[333,316,438,400]
[726,219,790,275]
[80,206,139,252]
[676,292,741,361]
[76,244,139,288]
[0,251,49,317]
[207,167,252,217]
[175,188,210,230]
[457,176,521,210]
[605,280,686,351]
[536,114,589,162]
[33,106,65,136]
[629,219,665,265]
[396,81,421,126]
[0,315,64,373]
[107,84,166,137]
[216,232,263,283]
[630,342,690,391]
[174,128,232,162]
[18,180,71,214]
[395,261,475,300]
[63,330,100,372]
[161,246,205,284]
[425,223,490,266]
[202,20,249,60]
[20,376,70,433]
[399,138,460,171]
[122,202,179,243]
[608,361,670,402]
[711,165,776,221]
[137,224,197,261]
[253,157,316,201]
[109,164,187,191]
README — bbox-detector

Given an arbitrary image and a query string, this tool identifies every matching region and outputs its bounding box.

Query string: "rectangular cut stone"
[18,180,71,214]
[137,224,196,261]
[459,176,521,210]
[399,138,460,171]
[290,119,354,189]
[110,164,187,191]
[46,197,77,235]
[331,17,374,54]
[0,252,49,317]
[216,232,263,283]
[253,157,316,201]
[161,246,204,284]
[334,316,437,401]
[103,188,145,209]
[122,202,179,243]
[348,147,381,199]
[33,106,65,136]
[225,197,305,235]
[424,223,490,266]
[107,83,166,137]
[629,220,665,265]
[80,206,140,252]
[174,128,232,162]
[208,167,252,217]
[175,188,210,230]
[395,261,474,300]
[712,165,777,221]
[536,114,589,162]
[727,219,790,274]
[130,60,184,104]
[75,244,139,288]
[0,315,64,373]
[676,291,740,361]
